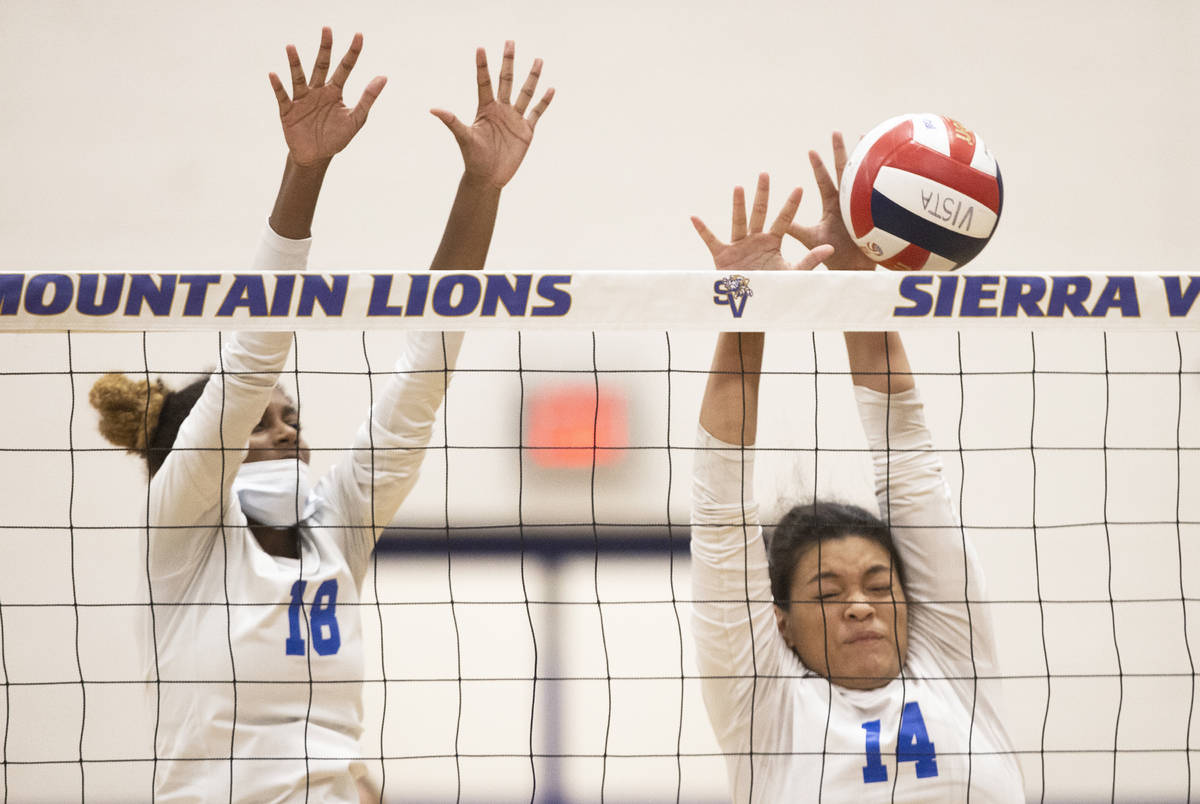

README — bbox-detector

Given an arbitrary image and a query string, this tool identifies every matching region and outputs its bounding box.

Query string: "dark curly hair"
[767,500,908,608]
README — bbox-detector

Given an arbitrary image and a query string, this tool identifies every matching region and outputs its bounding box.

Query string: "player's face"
[245,387,310,465]
[776,535,908,690]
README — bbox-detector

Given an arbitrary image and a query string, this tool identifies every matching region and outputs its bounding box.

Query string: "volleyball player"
[688,160,1024,801]
[88,29,553,802]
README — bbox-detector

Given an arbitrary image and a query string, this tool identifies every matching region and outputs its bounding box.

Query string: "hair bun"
[88,374,168,453]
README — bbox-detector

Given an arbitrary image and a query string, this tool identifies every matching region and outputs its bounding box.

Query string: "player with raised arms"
[688,150,1023,801]
[87,29,552,802]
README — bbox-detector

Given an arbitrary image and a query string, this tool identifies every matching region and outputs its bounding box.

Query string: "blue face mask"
[230,458,312,527]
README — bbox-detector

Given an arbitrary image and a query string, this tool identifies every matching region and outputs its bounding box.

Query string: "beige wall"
[1,0,1199,801]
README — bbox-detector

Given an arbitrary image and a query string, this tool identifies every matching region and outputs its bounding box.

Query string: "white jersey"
[146,227,462,803]
[690,386,1024,803]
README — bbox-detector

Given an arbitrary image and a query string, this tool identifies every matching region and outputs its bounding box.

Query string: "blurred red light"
[526,384,628,468]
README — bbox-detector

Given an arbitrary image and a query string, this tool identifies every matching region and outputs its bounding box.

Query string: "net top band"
[1,270,1197,332]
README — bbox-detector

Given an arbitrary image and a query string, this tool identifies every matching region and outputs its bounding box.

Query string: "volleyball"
[839,113,1003,271]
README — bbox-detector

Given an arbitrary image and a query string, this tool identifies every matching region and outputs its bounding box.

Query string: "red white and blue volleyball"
[840,114,1002,271]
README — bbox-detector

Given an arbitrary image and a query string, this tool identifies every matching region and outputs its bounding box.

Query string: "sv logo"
[714,274,753,318]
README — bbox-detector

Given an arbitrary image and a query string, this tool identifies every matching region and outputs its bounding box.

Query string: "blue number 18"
[285,579,341,656]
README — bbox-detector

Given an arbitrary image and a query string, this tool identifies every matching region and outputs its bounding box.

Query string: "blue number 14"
[861,701,939,784]
[285,579,341,656]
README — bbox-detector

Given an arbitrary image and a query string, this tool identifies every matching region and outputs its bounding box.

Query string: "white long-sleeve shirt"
[146,228,462,803]
[691,386,1024,803]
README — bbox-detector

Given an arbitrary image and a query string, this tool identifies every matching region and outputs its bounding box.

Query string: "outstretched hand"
[692,174,833,272]
[268,28,386,167]
[786,132,876,271]
[431,41,554,190]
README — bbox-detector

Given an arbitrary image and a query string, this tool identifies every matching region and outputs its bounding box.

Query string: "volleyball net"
[1,269,1198,802]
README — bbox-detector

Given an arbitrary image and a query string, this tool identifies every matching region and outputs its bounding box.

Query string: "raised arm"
[428,41,553,271]
[317,43,554,575]
[844,332,915,394]
[268,28,386,237]
[695,174,832,443]
[689,176,832,746]
[700,332,764,445]
[791,133,997,672]
[850,336,999,689]
[149,29,383,567]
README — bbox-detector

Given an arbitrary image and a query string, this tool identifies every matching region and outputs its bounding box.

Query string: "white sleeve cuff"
[692,424,755,507]
[252,223,312,271]
[397,331,465,374]
[853,385,932,453]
